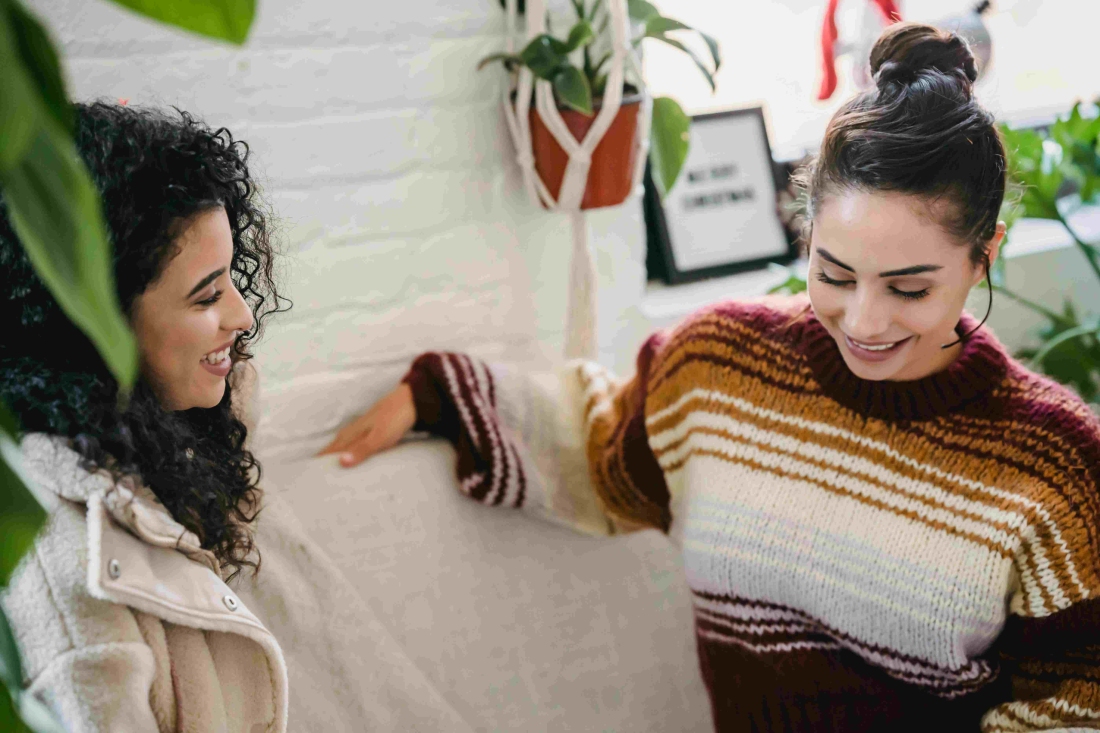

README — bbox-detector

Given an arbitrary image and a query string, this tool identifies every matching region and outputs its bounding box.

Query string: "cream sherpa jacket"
[2,433,288,733]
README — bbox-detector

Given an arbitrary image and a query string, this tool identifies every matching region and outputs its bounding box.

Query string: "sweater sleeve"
[401,333,673,536]
[980,416,1100,733]
[980,597,1100,732]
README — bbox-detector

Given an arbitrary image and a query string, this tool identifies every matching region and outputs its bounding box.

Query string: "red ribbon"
[816,0,902,101]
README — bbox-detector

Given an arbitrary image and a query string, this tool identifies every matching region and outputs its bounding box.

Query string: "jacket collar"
[20,433,220,573]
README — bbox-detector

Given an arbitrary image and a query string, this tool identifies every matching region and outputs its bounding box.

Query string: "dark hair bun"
[870,22,978,89]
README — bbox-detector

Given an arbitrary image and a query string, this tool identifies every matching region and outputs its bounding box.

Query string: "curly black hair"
[0,102,288,580]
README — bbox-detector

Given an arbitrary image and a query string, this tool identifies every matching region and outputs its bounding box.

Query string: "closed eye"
[196,290,223,307]
[817,271,930,301]
[890,286,930,301]
[815,272,853,287]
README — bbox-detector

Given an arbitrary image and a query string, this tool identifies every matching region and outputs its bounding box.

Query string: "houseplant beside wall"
[479,0,720,209]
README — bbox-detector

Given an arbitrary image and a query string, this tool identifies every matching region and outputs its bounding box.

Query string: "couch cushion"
[258,438,712,731]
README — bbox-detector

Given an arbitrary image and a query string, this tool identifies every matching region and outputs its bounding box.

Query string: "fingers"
[316,382,417,464]
[337,430,384,468]
[317,413,373,456]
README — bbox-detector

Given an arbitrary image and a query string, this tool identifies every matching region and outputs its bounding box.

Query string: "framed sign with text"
[648,107,796,284]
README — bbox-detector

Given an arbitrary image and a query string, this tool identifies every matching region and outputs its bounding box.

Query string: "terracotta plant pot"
[526,89,643,210]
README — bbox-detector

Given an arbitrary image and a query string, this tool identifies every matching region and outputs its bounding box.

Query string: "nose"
[223,284,255,336]
[842,285,891,340]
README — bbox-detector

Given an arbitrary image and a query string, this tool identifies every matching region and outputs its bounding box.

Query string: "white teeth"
[852,340,898,351]
[202,347,231,364]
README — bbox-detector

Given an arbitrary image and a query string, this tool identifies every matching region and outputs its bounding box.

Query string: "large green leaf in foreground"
[1,119,138,391]
[105,0,257,44]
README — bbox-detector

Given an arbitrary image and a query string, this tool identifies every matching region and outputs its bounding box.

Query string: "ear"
[973,221,1006,287]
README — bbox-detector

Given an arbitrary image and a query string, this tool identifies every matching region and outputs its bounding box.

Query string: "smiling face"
[130,207,255,410]
[807,190,1004,382]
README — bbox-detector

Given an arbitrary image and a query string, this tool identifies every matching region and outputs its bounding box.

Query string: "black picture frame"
[644,107,798,285]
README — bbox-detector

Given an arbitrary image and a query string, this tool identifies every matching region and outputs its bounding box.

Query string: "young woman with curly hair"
[1,102,480,733]
[325,24,1100,733]
[0,101,289,732]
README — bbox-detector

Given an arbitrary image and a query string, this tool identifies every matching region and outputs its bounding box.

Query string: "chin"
[185,383,227,411]
[200,384,227,409]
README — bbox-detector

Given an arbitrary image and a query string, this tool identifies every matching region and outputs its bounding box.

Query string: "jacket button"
[108,559,121,579]
[223,594,239,612]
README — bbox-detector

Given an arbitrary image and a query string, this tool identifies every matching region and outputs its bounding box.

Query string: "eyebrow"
[817,249,943,278]
[187,268,226,298]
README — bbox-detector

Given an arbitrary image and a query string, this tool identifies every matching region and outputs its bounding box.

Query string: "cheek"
[137,310,218,382]
[168,312,221,363]
[896,296,963,337]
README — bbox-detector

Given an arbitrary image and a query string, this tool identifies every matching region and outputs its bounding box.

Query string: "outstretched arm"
[320,335,673,537]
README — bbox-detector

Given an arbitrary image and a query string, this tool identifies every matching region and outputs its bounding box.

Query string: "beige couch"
[252,436,713,731]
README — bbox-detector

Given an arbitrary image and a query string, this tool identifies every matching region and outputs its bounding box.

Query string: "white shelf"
[641,261,807,322]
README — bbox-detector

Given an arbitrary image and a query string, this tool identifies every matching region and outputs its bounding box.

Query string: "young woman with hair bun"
[326,23,1100,732]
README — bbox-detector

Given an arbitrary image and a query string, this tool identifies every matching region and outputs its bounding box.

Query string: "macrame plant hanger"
[502,0,651,361]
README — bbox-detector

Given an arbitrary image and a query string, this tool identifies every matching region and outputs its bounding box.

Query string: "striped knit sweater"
[402,295,1100,733]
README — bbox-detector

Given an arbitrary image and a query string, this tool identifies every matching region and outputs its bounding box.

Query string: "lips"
[843,334,912,363]
[199,339,235,378]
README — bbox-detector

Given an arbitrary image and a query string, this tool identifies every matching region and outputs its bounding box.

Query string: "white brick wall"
[37,0,1089,456]
[31,0,651,456]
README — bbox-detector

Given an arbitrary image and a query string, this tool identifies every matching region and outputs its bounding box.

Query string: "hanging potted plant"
[479,0,720,209]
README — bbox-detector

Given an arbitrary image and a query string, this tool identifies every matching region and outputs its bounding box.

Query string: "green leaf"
[0,447,45,586]
[628,0,659,22]
[564,20,595,53]
[649,34,716,92]
[590,50,612,79]
[0,119,139,390]
[0,403,17,442]
[104,0,256,45]
[642,15,721,75]
[650,96,691,196]
[0,4,38,170]
[1052,102,1100,147]
[552,65,592,115]
[699,30,722,72]
[1029,322,1100,369]
[1049,103,1100,204]
[645,16,690,35]
[1022,301,1100,402]
[520,34,569,79]
[591,72,609,98]
[0,681,31,733]
[1001,125,1061,220]
[594,8,611,38]
[768,274,808,295]
[6,1,72,133]
[0,607,22,700]
[476,52,522,71]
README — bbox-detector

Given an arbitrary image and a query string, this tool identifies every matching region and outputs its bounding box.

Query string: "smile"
[843,335,912,362]
[201,346,231,365]
[199,340,236,377]
[850,339,901,351]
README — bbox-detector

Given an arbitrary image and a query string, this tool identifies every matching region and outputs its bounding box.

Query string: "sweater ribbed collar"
[796,308,1009,421]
